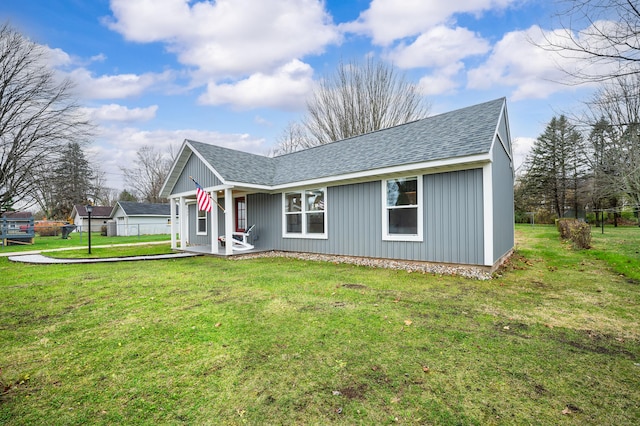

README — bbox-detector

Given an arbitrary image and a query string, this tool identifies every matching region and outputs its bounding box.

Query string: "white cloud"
[512,136,535,173]
[198,59,314,110]
[387,26,490,69]
[43,45,73,68]
[80,104,158,123]
[68,68,174,100]
[466,24,619,100]
[89,126,267,189]
[343,0,517,45]
[417,63,465,96]
[106,0,340,78]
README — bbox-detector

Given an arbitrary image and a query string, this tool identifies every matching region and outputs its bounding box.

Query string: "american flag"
[194,180,212,212]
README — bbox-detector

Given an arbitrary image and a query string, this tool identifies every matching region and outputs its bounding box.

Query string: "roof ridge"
[274,97,506,158]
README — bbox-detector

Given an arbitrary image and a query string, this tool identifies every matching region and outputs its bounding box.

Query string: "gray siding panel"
[173,153,222,194]
[188,203,212,246]
[246,170,485,265]
[492,133,515,262]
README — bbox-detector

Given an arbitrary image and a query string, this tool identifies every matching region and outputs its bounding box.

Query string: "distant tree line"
[516,75,640,225]
[518,0,640,225]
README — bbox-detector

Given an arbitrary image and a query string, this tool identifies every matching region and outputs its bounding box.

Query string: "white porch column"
[170,198,177,249]
[224,188,234,255]
[211,191,218,254]
[179,196,187,249]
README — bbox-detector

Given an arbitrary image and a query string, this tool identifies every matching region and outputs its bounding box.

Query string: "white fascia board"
[160,140,191,197]
[271,153,491,191]
[170,184,233,199]
[224,181,273,192]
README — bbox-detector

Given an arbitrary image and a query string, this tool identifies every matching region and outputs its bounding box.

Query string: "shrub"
[34,221,65,236]
[570,221,592,249]
[556,218,591,249]
[100,225,107,236]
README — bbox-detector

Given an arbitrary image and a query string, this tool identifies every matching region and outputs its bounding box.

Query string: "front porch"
[168,186,264,256]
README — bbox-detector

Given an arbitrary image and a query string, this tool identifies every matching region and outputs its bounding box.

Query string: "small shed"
[71,205,113,233]
[109,201,176,236]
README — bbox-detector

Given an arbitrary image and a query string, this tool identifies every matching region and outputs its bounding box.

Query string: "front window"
[197,209,207,235]
[283,188,326,238]
[383,176,422,241]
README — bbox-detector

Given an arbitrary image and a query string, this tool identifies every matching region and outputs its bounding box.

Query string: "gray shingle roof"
[186,140,276,185]
[74,205,113,218]
[186,98,504,187]
[117,202,170,216]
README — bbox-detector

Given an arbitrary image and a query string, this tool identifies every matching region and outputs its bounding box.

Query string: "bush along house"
[160,98,514,272]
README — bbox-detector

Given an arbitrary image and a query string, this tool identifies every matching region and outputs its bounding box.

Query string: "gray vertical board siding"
[249,170,484,265]
[424,170,484,264]
[172,152,222,194]
[188,203,212,245]
[491,134,515,262]
[246,193,281,250]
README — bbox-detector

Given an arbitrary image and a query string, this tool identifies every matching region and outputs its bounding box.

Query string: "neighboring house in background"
[71,205,113,232]
[160,98,514,271]
[1,211,35,245]
[109,201,176,236]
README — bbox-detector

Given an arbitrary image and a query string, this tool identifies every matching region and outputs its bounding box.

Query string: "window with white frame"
[197,209,207,235]
[383,176,422,241]
[283,188,326,238]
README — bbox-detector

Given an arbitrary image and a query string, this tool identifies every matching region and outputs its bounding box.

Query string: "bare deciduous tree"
[541,0,640,82]
[121,145,173,203]
[306,58,429,145]
[269,121,315,157]
[587,75,640,209]
[272,58,429,154]
[0,23,91,211]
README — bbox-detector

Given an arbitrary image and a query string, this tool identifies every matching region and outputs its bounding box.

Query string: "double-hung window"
[283,188,327,238]
[197,209,207,235]
[383,176,422,241]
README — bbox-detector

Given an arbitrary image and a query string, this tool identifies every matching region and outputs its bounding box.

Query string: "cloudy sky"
[2,0,606,190]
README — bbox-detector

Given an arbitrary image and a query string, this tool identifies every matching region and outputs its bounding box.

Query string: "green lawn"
[1,225,638,425]
[0,233,171,253]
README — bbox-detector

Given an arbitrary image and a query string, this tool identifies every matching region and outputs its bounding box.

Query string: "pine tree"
[50,142,95,220]
[524,116,586,218]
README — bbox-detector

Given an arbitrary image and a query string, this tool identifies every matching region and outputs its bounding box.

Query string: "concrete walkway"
[3,241,201,264]
[8,252,200,264]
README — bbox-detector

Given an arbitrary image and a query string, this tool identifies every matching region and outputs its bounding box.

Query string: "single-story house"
[71,205,113,233]
[109,201,177,236]
[160,98,514,270]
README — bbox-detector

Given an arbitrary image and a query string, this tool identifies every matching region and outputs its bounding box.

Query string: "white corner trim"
[482,164,494,266]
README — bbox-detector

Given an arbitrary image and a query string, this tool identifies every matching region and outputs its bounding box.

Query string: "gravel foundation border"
[231,250,495,280]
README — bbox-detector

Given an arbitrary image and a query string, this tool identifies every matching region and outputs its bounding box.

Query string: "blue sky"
[2,0,605,190]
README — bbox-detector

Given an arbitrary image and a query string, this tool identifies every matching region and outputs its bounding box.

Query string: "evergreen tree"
[524,116,586,218]
[50,142,95,219]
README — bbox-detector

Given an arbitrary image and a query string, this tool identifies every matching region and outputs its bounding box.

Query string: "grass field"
[0,233,171,253]
[1,225,638,425]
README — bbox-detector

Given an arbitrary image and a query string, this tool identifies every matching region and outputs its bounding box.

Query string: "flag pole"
[190,176,226,213]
